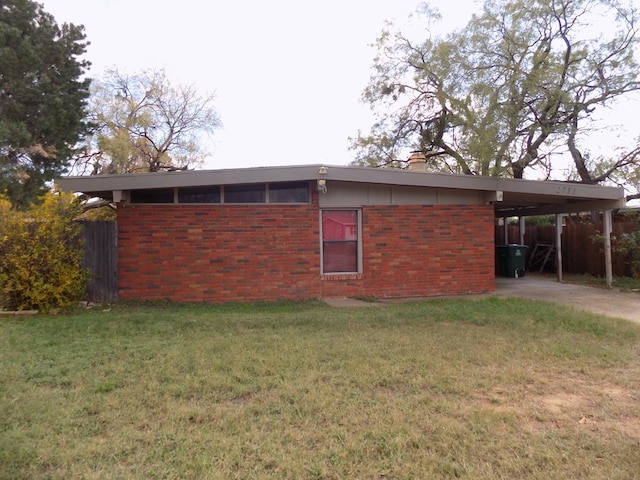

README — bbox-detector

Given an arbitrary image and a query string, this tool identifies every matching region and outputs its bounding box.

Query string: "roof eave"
[55,164,626,211]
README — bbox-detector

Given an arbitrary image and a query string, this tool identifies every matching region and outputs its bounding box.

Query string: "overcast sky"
[41,0,639,177]
[41,0,481,169]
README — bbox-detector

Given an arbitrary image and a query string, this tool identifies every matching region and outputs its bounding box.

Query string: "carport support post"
[555,214,565,282]
[604,210,613,288]
[503,217,509,244]
[519,216,525,246]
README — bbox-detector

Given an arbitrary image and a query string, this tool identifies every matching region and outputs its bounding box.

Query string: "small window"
[130,189,174,204]
[224,184,266,203]
[268,182,310,203]
[178,186,220,203]
[322,210,360,273]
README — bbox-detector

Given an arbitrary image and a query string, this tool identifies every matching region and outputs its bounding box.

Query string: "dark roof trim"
[56,164,626,215]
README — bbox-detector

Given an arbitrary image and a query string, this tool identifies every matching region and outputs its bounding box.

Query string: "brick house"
[58,160,625,303]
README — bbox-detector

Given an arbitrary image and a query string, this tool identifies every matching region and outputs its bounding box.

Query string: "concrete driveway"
[325,275,640,325]
[495,275,640,324]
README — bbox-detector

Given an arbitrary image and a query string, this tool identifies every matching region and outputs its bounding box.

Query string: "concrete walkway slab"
[494,276,640,324]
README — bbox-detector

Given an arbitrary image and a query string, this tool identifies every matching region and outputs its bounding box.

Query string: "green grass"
[2,298,640,479]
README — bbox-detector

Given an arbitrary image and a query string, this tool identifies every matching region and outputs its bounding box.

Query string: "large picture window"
[322,210,359,273]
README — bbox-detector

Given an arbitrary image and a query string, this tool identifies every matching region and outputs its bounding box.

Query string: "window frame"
[126,182,311,205]
[320,209,362,275]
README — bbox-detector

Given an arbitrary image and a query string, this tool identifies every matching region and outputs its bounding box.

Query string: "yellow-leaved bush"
[0,192,88,312]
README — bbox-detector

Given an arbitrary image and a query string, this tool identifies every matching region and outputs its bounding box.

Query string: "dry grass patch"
[1,298,639,479]
[474,370,640,440]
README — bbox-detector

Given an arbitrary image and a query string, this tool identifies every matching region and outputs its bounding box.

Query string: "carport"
[489,179,626,287]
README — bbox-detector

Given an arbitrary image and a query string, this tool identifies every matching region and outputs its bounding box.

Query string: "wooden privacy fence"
[80,221,117,302]
[496,217,640,278]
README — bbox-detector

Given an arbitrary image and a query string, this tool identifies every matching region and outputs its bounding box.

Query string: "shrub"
[593,229,640,280]
[614,231,640,280]
[0,192,88,312]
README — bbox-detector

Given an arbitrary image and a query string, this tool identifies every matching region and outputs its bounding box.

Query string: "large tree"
[0,0,90,208]
[353,0,640,197]
[75,68,221,175]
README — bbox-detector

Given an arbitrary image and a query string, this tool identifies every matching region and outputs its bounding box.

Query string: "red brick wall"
[321,205,495,298]
[117,202,321,303]
[117,201,495,303]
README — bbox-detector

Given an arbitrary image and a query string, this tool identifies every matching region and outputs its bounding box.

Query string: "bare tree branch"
[73,68,221,175]
[352,0,640,189]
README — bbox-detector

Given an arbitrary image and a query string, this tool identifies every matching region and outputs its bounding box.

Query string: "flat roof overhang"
[56,164,626,216]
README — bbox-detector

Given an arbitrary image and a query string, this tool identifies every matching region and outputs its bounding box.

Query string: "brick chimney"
[408,151,426,171]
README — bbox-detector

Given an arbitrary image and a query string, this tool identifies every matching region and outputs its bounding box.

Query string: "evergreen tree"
[0,0,90,208]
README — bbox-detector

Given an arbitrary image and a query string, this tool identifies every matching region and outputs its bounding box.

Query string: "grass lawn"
[1,298,639,479]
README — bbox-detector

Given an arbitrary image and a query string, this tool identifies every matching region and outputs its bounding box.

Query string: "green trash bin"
[496,244,528,278]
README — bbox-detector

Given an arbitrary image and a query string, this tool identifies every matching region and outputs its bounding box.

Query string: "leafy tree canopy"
[353,0,640,198]
[74,68,221,175]
[0,0,91,209]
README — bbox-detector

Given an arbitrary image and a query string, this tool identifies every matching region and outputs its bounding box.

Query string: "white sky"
[41,0,481,169]
[41,0,639,180]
